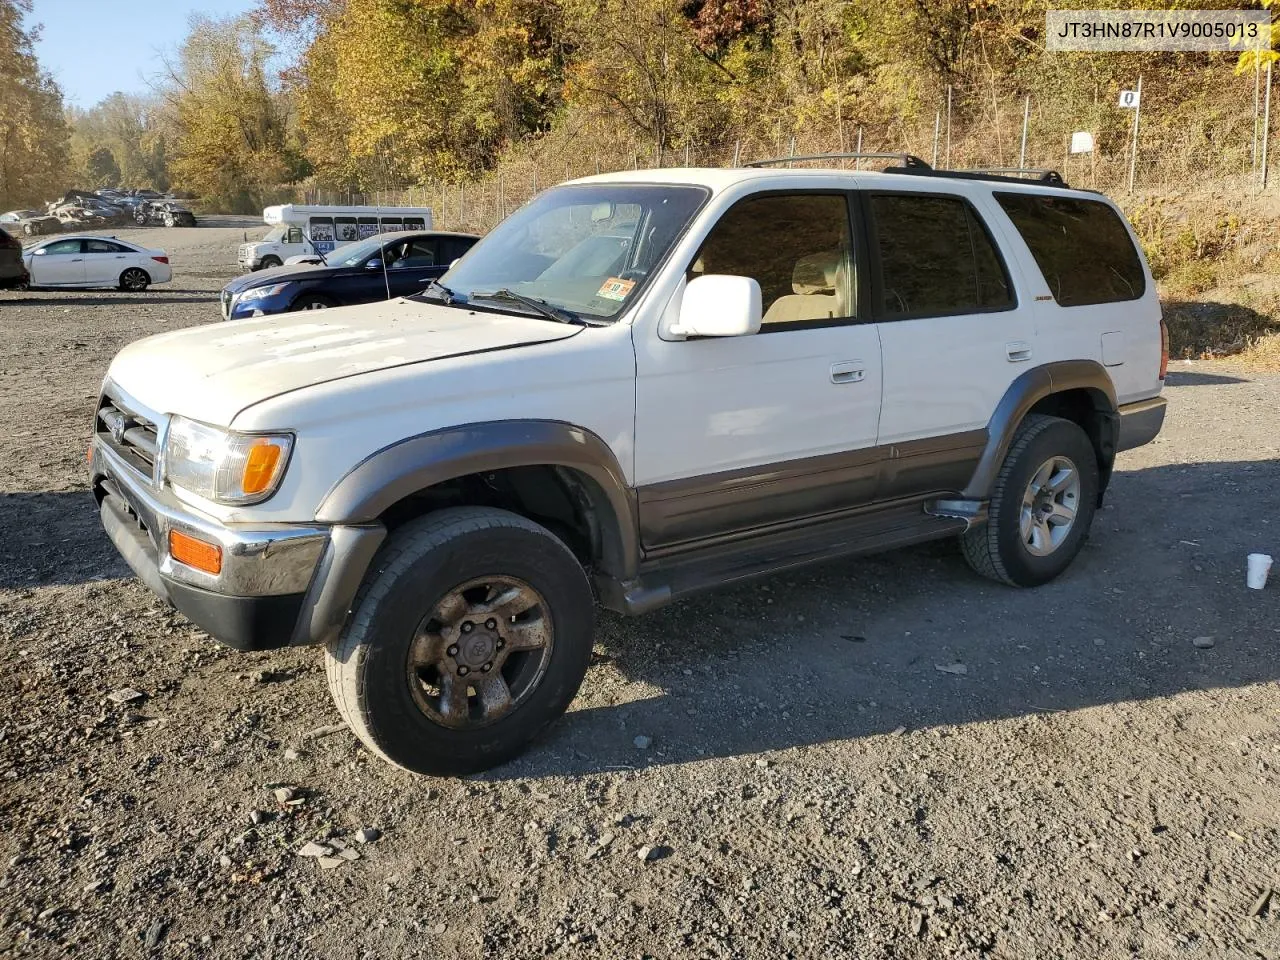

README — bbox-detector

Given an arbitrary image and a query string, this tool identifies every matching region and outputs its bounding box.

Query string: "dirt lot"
[1,223,1279,960]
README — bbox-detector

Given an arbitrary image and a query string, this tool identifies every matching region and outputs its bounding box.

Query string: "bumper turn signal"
[168,529,223,575]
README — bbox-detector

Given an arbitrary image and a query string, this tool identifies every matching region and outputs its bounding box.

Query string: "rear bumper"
[1117,396,1166,452]
[92,437,384,651]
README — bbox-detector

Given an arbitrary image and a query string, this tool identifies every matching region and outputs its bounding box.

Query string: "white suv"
[91,156,1167,775]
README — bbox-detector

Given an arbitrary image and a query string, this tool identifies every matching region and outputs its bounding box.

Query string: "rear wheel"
[962,414,1099,587]
[325,507,595,775]
[163,213,175,227]
[118,268,150,292]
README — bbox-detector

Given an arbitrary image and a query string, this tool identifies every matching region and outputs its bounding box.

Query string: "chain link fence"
[289,70,1274,234]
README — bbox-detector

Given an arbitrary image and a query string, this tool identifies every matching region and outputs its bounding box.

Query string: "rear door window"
[866,193,1014,320]
[994,192,1145,306]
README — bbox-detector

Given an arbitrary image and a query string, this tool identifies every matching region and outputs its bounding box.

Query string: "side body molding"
[315,420,641,580]
[963,360,1118,501]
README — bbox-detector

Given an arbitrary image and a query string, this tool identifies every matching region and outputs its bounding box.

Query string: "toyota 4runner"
[91,156,1168,775]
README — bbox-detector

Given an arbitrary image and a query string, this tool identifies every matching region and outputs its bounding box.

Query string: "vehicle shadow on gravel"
[1163,370,1251,387]
[0,491,127,589]
[494,454,1280,780]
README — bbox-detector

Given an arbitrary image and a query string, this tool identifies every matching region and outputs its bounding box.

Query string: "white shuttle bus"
[237,203,435,271]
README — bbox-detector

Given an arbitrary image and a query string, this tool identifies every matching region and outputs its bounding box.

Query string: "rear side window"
[995,193,1145,306]
[868,193,1014,320]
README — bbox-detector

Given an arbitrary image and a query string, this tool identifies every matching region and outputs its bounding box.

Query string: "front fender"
[315,419,640,580]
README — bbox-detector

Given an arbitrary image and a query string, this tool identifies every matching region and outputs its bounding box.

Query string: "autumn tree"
[68,94,173,191]
[163,14,302,211]
[0,0,71,209]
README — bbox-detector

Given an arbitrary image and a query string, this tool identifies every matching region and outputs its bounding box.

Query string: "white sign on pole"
[1070,131,1095,154]
[1118,89,1141,109]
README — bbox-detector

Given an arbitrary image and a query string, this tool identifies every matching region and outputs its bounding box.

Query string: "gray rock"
[355,827,381,843]
[1192,636,1215,649]
[83,880,106,893]
[430,922,447,935]
[272,787,297,803]
[934,663,968,676]
[633,735,652,750]
[144,918,167,951]
[248,809,267,825]
[218,855,232,869]
[283,748,301,761]
[296,842,332,858]
[317,856,346,869]
[106,688,144,705]
[336,848,360,861]
[638,844,671,862]
[37,906,61,921]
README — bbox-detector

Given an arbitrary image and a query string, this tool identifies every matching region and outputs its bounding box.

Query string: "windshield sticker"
[597,277,636,301]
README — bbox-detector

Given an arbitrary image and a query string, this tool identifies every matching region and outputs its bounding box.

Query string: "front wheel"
[259,255,281,269]
[961,414,1099,587]
[118,268,150,292]
[325,507,595,775]
[290,294,336,311]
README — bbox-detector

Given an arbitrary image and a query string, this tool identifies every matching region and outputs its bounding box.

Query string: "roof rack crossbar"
[958,167,1066,185]
[743,152,931,170]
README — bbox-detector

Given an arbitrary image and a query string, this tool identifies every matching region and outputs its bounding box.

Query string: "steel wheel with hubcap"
[962,414,1099,587]
[118,268,150,292]
[326,506,595,775]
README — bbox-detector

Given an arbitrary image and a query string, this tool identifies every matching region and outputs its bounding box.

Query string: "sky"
[29,0,260,108]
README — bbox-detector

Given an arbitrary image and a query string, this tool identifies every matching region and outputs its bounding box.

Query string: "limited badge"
[596,277,636,301]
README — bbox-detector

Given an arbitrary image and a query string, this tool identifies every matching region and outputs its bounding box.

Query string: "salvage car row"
[1,187,196,236]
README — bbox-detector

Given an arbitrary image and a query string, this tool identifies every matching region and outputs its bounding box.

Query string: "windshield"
[436,183,708,321]
[334,236,389,265]
[262,225,287,243]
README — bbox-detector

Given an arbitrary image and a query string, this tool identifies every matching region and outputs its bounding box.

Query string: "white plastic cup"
[1246,553,1273,590]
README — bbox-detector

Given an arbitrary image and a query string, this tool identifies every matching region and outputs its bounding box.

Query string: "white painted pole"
[1019,95,1030,169]
[932,110,941,167]
[1263,61,1273,189]
[1127,76,1143,193]
[945,84,953,167]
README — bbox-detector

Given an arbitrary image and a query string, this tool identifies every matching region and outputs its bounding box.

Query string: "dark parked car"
[135,200,196,227]
[0,209,61,236]
[0,227,30,289]
[219,230,480,320]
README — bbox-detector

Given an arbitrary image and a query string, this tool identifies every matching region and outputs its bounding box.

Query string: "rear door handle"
[1006,341,1033,362]
[830,361,865,384]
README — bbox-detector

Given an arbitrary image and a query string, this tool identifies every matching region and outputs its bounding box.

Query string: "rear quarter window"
[995,193,1145,306]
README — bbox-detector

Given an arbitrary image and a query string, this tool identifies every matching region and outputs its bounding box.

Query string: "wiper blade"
[470,288,599,326]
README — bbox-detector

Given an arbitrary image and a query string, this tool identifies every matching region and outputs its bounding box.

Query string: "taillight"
[152,255,169,264]
[1159,316,1170,380]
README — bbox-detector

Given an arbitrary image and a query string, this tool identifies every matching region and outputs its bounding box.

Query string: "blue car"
[219,230,480,320]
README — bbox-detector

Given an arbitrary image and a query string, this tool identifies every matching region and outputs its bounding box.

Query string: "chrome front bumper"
[91,437,385,650]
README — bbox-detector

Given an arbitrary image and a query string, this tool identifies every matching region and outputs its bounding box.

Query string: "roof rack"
[958,167,1067,186]
[880,166,1072,189]
[743,152,931,170]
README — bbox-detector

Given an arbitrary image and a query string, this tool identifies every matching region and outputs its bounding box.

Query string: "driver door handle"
[830,361,865,384]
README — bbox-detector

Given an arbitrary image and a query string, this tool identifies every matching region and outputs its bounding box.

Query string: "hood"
[106,299,582,426]
[225,262,327,293]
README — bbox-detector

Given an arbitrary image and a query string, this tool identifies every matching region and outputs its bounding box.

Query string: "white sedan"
[23,235,172,291]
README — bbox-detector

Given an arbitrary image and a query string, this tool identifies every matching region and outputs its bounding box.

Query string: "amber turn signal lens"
[169,530,222,575]
[241,439,284,495]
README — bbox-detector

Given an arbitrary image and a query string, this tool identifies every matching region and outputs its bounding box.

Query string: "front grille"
[97,394,161,481]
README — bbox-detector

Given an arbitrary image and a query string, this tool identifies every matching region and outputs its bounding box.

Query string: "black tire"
[289,293,337,311]
[259,255,282,269]
[163,213,175,227]
[118,268,150,292]
[325,507,595,775]
[134,211,147,225]
[961,414,1099,587]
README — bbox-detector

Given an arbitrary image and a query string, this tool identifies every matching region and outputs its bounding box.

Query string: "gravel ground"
[1,225,1279,960]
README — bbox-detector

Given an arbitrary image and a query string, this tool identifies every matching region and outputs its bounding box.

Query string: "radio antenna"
[376,154,392,301]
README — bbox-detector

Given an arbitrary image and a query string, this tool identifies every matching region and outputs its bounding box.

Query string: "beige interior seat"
[762,250,848,324]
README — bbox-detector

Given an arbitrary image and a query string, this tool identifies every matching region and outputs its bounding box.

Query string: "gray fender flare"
[962,360,1118,501]
[315,420,640,580]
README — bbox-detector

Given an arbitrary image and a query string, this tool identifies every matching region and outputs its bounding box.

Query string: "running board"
[602,502,968,615]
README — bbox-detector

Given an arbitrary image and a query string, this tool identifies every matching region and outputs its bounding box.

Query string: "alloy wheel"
[406,576,555,730]
[1019,455,1080,557]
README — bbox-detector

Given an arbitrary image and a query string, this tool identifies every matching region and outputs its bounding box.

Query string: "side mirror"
[34,248,47,255]
[669,275,762,339]
[365,258,383,270]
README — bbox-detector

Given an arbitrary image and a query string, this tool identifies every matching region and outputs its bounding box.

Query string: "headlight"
[163,416,293,505]
[238,282,292,303]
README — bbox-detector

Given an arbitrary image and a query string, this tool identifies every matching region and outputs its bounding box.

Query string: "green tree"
[84,145,121,187]
[0,0,71,208]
